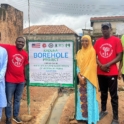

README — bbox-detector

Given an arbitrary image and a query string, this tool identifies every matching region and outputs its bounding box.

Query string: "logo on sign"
[42,43,46,48]
[48,43,53,48]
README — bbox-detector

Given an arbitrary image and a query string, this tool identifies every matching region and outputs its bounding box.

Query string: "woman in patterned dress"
[76,35,99,124]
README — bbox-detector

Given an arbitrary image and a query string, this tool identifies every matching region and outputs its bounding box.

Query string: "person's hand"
[24,82,27,87]
[79,77,86,84]
[100,64,110,72]
[118,71,122,80]
[24,78,27,87]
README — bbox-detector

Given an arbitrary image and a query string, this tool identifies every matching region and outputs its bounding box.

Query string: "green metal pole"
[74,59,77,118]
[26,77,30,115]
[26,38,30,115]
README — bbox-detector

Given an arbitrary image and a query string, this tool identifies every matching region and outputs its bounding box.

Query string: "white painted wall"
[92,21,124,34]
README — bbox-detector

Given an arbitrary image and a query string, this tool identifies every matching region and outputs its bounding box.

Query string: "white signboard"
[28,41,74,87]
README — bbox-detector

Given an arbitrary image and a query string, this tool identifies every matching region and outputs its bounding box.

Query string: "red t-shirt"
[0,44,29,83]
[94,36,123,76]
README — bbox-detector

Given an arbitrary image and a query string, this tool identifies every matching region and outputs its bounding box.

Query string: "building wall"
[24,34,77,53]
[82,29,93,36]
[92,21,123,34]
[0,4,23,44]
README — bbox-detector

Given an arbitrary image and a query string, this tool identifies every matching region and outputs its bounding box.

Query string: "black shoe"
[111,119,119,124]
[13,116,22,123]
[6,118,12,124]
[99,111,108,120]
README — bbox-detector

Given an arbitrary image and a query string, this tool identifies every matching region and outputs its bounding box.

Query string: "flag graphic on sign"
[32,43,40,48]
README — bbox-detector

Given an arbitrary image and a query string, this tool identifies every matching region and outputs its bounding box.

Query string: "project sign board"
[28,41,74,87]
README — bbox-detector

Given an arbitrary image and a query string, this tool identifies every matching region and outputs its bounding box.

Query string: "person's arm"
[0,44,10,51]
[77,66,86,84]
[96,55,109,72]
[101,37,123,72]
[99,53,122,72]
[96,56,102,68]
[119,60,123,71]
[94,40,106,71]
[118,59,123,79]
[0,49,8,80]
[105,52,122,67]
[105,38,123,67]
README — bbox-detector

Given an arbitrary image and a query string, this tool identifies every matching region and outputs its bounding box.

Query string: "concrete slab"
[47,94,68,124]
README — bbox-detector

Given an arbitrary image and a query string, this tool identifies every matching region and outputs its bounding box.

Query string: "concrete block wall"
[0,4,23,44]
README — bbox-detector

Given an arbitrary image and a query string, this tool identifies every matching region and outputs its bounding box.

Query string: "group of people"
[0,37,28,124]
[76,22,124,124]
[0,22,124,124]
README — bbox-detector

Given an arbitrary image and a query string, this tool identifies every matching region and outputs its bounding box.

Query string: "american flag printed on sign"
[32,43,40,48]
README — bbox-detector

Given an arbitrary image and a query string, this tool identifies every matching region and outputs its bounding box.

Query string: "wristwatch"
[82,76,85,79]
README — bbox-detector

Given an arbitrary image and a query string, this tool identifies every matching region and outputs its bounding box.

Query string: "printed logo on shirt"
[12,54,24,67]
[112,77,115,80]
[99,43,113,58]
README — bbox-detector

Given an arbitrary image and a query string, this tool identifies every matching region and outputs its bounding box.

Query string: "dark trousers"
[98,75,118,120]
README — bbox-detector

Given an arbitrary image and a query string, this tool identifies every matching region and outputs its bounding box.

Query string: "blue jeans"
[0,107,3,118]
[5,82,24,118]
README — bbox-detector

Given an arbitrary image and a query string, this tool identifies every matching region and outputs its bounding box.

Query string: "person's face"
[101,26,111,38]
[15,37,25,50]
[81,37,89,49]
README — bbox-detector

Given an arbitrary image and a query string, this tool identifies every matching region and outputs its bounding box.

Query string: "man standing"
[94,22,123,124]
[0,37,29,124]
[0,46,8,121]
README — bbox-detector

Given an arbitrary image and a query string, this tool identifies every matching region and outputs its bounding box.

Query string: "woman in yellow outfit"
[76,35,99,124]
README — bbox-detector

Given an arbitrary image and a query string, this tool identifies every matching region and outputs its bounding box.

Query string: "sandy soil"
[0,80,124,124]
[0,87,58,124]
[59,79,124,124]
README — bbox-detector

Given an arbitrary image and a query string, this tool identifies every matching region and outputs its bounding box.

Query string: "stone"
[70,120,78,124]
[69,112,75,121]
[21,114,33,122]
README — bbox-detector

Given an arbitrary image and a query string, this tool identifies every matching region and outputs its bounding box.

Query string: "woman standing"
[76,35,99,124]
[0,46,8,121]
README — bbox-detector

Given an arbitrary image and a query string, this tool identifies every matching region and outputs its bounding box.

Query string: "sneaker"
[13,116,22,123]
[6,118,12,124]
[99,111,108,120]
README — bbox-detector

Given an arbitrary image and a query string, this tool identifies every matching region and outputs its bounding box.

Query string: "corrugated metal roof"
[23,25,77,35]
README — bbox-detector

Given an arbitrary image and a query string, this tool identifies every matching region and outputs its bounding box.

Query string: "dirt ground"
[59,79,124,124]
[0,87,58,124]
[0,81,124,124]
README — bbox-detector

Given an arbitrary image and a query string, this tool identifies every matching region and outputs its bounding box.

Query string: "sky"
[1,0,124,33]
